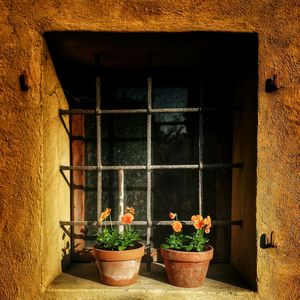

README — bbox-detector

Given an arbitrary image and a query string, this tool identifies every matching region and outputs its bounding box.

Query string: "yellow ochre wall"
[0,1,299,299]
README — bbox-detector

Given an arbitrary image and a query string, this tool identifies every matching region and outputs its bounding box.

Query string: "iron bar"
[60,109,96,115]
[101,109,147,114]
[150,164,199,169]
[72,137,146,142]
[59,108,198,115]
[202,163,243,169]
[61,166,98,171]
[151,108,199,113]
[72,185,146,192]
[60,169,70,187]
[60,224,71,237]
[59,106,243,116]
[60,220,243,226]
[96,77,102,218]
[60,163,243,172]
[59,113,70,136]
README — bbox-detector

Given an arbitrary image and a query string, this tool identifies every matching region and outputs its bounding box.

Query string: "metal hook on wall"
[265,74,280,93]
[260,231,277,249]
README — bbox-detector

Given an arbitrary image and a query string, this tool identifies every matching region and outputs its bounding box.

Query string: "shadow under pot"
[93,243,145,286]
[160,245,214,288]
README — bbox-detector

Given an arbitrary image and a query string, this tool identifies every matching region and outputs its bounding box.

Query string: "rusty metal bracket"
[265,75,279,93]
[260,231,277,248]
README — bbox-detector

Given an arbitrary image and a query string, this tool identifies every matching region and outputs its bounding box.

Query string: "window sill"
[45,263,257,300]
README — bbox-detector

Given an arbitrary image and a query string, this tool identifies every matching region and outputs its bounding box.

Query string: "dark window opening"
[46,32,258,289]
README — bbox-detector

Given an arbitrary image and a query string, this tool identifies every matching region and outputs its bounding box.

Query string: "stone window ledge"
[45,263,257,300]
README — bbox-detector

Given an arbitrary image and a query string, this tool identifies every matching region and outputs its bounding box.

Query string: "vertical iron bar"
[146,77,152,272]
[118,169,124,233]
[96,77,102,218]
[199,84,204,215]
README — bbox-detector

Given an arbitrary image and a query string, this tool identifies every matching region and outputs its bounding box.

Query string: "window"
[47,32,257,288]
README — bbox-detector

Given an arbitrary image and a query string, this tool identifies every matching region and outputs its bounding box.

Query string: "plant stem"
[109,214,113,230]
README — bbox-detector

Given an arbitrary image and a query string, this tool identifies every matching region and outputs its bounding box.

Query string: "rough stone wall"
[0,1,299,299]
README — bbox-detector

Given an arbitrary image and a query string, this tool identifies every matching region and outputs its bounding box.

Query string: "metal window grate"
[59,76,243,269]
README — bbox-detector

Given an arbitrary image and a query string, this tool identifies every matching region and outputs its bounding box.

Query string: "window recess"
[47,32,257,288]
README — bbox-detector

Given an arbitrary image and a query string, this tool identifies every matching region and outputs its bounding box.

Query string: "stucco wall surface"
[0,0,299,299]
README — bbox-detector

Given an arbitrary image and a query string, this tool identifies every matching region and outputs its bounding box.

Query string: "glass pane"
[153,87,188,108]
[102,114,147,165]
[101,76,147,110]
[203,110,233,164]
[152,169,198,248]
[84,171,98,221]
[85,114,96,139]
[152,75,201,108]
[152,113,199,165]
[152,169,198,220]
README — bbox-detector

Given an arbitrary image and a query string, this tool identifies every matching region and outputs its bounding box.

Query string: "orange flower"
[191,214,204,230]
[171,221,182,232]
[125,207,135,215]
[121,213,134,224]
[191,214,202,222]
[98,208,112,223]
[169,212,176,220]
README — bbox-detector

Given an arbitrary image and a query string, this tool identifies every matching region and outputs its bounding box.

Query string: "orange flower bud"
[169,212,176,220]
[121,213,134,224]
[98,208,112,223]
[203,215,212,234]
[125,207,135,215]
[171,221,182,232]
[205,227,211,234]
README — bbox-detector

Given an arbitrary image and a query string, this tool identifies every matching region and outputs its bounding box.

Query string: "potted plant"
[160,212,213,288]
[93,207,145,286]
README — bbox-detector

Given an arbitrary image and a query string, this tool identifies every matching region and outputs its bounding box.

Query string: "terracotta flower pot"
[93,243,145,286]
[160,245,213,288]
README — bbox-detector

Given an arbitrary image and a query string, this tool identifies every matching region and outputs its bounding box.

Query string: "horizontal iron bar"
[203,163,244,169]
[60,163,243,171]
[72,185,146,192]
[60,220,242,226]
[152,108,199,113]
[60,165,146,171]
[59,106,242,116]
[151,164,199,169]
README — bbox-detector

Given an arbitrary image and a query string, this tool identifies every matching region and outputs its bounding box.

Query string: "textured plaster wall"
[0,0,299,299]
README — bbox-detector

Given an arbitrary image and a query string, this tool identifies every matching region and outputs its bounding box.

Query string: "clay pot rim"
[93,242,145,261]
[161,244,213,253]
[160,245,214,262]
